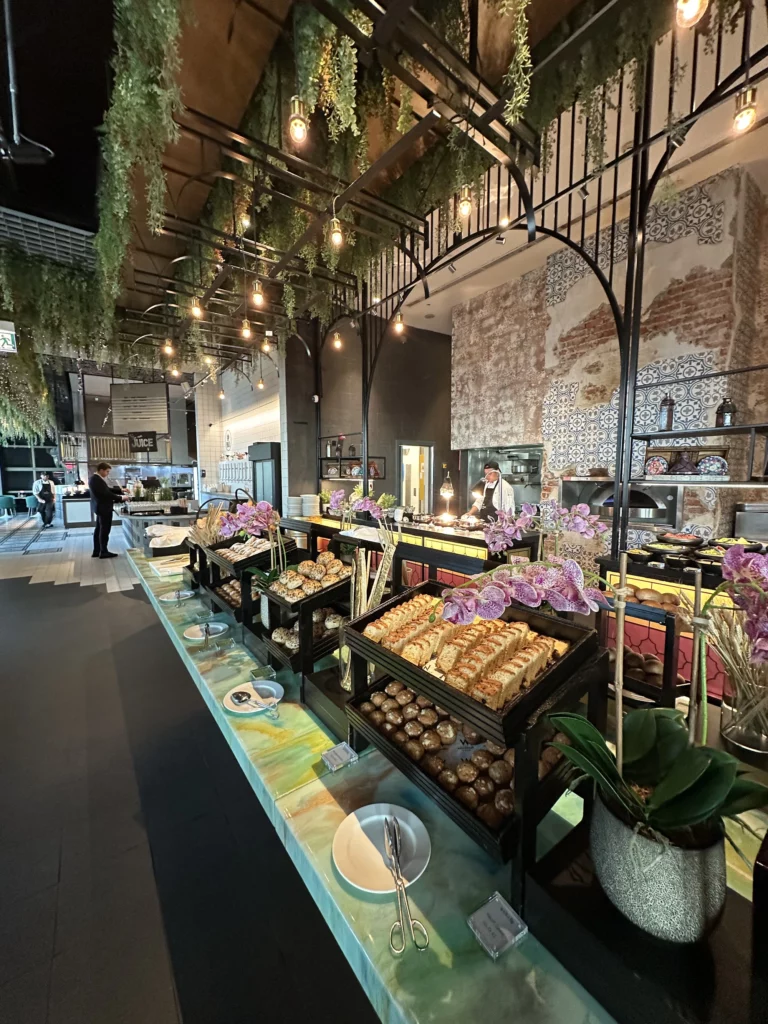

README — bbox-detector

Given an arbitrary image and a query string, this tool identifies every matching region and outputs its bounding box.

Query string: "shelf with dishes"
[320,455,386,481]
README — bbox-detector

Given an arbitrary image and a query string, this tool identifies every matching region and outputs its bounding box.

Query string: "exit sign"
[0,321,17,355]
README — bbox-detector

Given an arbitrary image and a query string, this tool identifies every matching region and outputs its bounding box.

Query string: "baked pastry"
[324,613,342,630]
[312,608,327,624]
[436,720,457,745]
[477,803,504,830]
[369,710,386,727]
[474,776,496,802]
[301,579,322,596]
[370,691,386,707]
[297,560,316,577]
[415,695,433,709]
[285,633,300,651]
[494,789,515,817]
[380,698,399,713]
[381,721,398,738]
[485,740,506,757]
[362,593,433,642]
[403,740,424,762]
[503,748,516,767]
[385,709,404,727]
[422,753,445,778]
[395,688,415,706]
[360,701,376,716]
[272,627,291,645]
[420,730,442,752]
[283,571,304,590]
[404,720,424,738]
[456,785,479,810]
[317,550,335,565]
[462,725,483,745]
[385,681,405,696]
[321,575,340,589]
[437,769,458,792]
[402,703,420,721]
[324,558,344,576]
[336,565,353,580]
[417,708,438,728]
[470,749,495,771]
[488,759,513,786]
[392,729,408,746]
[456,760,479,784]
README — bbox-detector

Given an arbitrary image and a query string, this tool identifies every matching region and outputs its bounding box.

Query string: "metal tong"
[384,817,428,955]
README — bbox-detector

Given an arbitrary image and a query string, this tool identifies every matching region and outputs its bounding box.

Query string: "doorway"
[396,441,434,514]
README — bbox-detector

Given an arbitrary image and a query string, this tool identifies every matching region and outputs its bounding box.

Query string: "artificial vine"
[0,335,53,443]
[495,0,532,128]
[94,0,184,301]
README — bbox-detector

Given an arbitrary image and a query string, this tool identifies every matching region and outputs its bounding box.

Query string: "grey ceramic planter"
[590,797,726,943]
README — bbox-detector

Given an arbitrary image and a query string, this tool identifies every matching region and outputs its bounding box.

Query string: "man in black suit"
[89,462,123,558]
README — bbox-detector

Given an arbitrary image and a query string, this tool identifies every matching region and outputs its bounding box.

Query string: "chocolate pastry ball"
[470,749,495,771]
[359,701,376,716]
[404,739,424,762]
[420,729,442,753]
[371,692,386,707]
[418,708,438,728]
[494,789,515,817]
[436,720,457,746]
[434,705,450,719]
[404,720,424,738]
[456,760,479,784]
[474,776,496,802]
[381,721,398,737]
[438,769,458,792]
[462,725,483,745]
[456,785,479,811]
[369,710,386,727]
[485,740,507,758]
[395,689,415,707]
[422,753,445,778]
[392,729,408,746]
[385,681,405,697]
[488,759,514,786]
[415,695,433,709]
[503,748,516,767]
[403,703,421,721]
[477,803,505,830]
[385,709,404,727]
[380,698,399,713]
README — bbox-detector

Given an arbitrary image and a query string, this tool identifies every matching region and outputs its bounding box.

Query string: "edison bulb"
[458,184,472,219]
[191,299,202,318]
[329,217,343,247]
[332,332,342,350]
[171,367,180,377]
[163,340,174,355]
[203,356,212,365]
[500,216,509,228]
[675,0,708,28]
[242,319,251,340]
[394,312,404,334]
[289,96,308,144]
[240,215,250,232]
[257,377,265,390]
[734,87,757,133]
[218,388,225,400]
[252,282,264,306]
[261,338,271,353]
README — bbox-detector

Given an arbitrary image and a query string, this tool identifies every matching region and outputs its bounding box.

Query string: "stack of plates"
[301,493,321,516]
[286,496,303,517]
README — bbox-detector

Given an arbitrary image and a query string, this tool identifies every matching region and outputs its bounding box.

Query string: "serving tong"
[384,817,428,955]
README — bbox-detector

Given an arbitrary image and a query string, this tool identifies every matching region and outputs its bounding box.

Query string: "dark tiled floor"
[0,578,378,1024]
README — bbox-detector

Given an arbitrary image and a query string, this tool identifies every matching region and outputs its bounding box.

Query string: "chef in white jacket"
[466,460,516,522]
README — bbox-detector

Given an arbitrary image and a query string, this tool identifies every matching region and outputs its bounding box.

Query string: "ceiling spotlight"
[162,339,174,356]
[171,367,180,378]
[495,234,506,245]
[289,95,309,144]
[448,263,456,274]
[332,331,342,350]
[257,377,265,390]
[578,183,590,201]
[240,214,250,232]
[329,216,344,247]
[394,311,404,334]
[458,184,472,219]
[734,86,757,133]
[252,280,264,306]
[675,0,708,28]
[191,298,203,318]
[499,216,510,228]
[241,319,252,340]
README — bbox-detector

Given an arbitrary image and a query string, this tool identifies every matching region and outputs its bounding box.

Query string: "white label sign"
[0,320,17,354]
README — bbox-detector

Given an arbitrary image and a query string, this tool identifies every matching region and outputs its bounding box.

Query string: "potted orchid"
[217,500,287,574]
[484,502,608,562]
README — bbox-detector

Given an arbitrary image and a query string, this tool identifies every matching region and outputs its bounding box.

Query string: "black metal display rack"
[343,577,608,909]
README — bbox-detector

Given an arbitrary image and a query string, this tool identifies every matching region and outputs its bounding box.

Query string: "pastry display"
[418,708,438,727]
[402,702,421,721]
[385,681,405,696]
[325,613,343,629]
[470,749,495,771]
[361,602,569,712]
[474,776,496,802]
[420,729,443,752]
[381,697,399,713]
[270,606,345,649]
[619,585,680,616]
[284,633,300,652]
[385,709,404,726]
[216,536,272,563]
[269,556,351,603]
[317,550,336,565]
[214,577,260,609]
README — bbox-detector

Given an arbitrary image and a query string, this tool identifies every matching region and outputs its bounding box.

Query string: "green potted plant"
[548,708,768,943]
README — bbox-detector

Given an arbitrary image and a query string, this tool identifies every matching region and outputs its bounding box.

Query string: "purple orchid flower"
[329,488,346,511]
[441,585,480,625]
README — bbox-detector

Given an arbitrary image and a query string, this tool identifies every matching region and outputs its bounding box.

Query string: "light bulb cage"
[458,184,472,218]
[734,87,757,132]
[675,0,708,29]
[289,96,309,143]
[329,216,343,247]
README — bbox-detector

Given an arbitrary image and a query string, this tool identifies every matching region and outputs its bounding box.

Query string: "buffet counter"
[120,508,197,550]
[61,495,124,530]
[126,548,615,1024]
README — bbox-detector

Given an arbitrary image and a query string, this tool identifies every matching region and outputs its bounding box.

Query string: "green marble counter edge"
[132,549,712,1024]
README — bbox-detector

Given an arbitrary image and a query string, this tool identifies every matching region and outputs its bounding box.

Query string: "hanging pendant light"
[257,376,265,390]
[203,356,213,365]
[218,383,225,400]
[332,331,342,350]
[675,0,708,28]
[289,95,309,144]
[191,298,203,318]
[163,339,174,356]
[261,337,271,353]
[329,196,343,247]
[458,184,472,219]
[242,319,252,340]
[170,367,180,378]
[240,214,250,232]
[734,86,757,133]
[252,280,264,306]
[393,311,404,335]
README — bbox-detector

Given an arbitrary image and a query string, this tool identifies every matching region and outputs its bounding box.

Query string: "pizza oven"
[560,479,679,529]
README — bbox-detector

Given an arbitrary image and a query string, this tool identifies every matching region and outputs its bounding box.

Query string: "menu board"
[111,383,169,434]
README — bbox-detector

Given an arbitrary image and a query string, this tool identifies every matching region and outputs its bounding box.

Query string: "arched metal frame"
[340,23,767,553]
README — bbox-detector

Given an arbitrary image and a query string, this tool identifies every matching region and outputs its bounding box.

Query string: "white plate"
[222,680,284,714]
[159,589,195,602]
[183,622,230,642]
[332,804,430,894]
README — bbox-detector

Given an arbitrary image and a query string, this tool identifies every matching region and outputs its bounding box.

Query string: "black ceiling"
[0,0,114,231]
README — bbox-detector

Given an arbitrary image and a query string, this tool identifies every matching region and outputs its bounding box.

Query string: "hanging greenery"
[0,335,53,444]
[494,0,532,128]
[94,0,184,300]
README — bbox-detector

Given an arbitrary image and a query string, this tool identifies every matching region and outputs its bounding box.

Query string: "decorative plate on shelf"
[644,455,668,476]
[326,465,339,478]
[697,455,728,476]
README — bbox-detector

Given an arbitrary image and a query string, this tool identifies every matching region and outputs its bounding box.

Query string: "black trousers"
[38,500,54,526]
[93,508,113,555]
